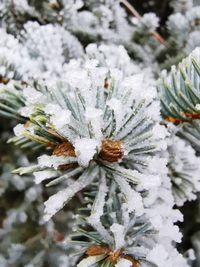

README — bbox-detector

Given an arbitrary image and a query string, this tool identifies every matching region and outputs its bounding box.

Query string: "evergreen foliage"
[1,1,200,267]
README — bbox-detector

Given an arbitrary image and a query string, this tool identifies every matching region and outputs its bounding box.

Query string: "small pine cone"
[0,76,9,84]
[53,141,75,157]
[99,139,124,162]
[53,141,77,170]
[86,245,110,256]
[108,249,123,264]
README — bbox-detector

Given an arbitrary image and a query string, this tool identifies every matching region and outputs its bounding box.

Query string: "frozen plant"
[20,21,84,79]
[170,0,194,13]
[0,46,166,222]
[167,134,200,206]
[0,42,192,266]
[158,47,200,151]
[1,0,200,266]
[68,181,186,267]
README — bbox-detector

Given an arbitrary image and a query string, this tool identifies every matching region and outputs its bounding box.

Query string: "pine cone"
[53,141,77,170]
[99,139,124,162]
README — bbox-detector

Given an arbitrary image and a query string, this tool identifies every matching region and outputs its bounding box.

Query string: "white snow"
[85,107,103,139]
[34,170,58,184]
[115,258,132,267]
[74,138,100,167]
[77,255,105,267]
[23,86,44,104]
[147,245,168,266]
[45,103,71,129]
[110,223,125,250]
[107,98,123,131]
[13,124,25,137]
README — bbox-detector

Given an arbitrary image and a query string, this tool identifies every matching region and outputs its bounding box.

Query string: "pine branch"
[167,133,200,206]
[159,47,200,151]
[120,0,166,45]
[68,183,155,267]
[0,46,165,221]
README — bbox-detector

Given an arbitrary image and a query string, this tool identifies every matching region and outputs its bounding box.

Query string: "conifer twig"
[120,0,166,45]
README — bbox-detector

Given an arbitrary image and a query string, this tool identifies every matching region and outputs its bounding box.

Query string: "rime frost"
[77,255,105,267]
[74,138,100,167]
[0,2,199,265]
